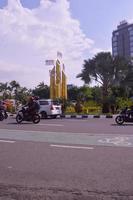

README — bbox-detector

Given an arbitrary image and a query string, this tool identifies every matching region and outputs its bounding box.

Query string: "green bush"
[82,100,101,114]
[87,106,101,114]
[116,98,133,109]
[66,106,75,113]
[65,105,101,114]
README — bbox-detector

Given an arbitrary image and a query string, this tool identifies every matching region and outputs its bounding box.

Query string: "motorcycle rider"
[26,96,40,116]
[0,100,8,119]
[32,96,40,113]
[127,105,133,118]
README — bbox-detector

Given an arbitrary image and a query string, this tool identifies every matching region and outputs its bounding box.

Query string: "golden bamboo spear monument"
[61,64,67,99]
[55,59,61,98]
[50,66,56,99]
[49,53,67,100]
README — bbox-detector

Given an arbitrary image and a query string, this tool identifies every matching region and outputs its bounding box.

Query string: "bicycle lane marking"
[98,136,132,147]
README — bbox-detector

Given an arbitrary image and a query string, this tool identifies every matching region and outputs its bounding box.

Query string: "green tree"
[121,65,133,97]
[32,82,50,99]
[15,87,30,104]
[67,85,79,101]
[78,86,93,102]
[0,82,11,100]
[91,86,102,103]
[77,52,132,113]
[9,80,20,101]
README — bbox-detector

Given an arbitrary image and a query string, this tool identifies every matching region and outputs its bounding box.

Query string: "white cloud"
[0,0,97,88]
[129,19,133,24]
[89,47,111,55]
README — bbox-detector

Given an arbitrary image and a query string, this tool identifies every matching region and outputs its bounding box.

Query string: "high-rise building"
[112,20,133,59]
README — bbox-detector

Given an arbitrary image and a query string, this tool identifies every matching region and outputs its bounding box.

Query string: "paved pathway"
[0,128,133,148]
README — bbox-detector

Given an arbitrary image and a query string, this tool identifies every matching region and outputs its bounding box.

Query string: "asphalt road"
[0,116,133,199]
[1,115,133,134]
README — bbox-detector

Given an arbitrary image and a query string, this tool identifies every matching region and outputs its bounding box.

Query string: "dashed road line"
[0,140,15,143]
[50,144,94,150]
[36,123,64,127]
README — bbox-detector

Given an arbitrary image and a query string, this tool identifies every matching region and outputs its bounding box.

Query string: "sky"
[0,0,133,89]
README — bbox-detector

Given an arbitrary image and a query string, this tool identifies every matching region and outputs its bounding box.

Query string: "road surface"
[0,117,133,199]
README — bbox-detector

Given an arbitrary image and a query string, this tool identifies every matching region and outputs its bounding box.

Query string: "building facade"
[112,20,133,59]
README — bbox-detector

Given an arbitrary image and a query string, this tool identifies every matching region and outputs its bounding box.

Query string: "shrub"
[65,106,75,113]
[116,98,133,110]
[87,106,101,113]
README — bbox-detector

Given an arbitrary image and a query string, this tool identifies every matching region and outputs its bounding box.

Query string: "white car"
[38,99,62,119]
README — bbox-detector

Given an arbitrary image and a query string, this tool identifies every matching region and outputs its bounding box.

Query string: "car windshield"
[52,101,60,105]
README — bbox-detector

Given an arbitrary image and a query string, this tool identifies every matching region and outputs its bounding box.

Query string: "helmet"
[34,96,39,100]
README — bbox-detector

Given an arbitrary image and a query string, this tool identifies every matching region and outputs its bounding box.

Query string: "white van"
[38,99,62,119]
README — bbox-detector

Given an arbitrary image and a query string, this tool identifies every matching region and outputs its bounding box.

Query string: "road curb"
[8,113,114,119]
[61,114,114,119]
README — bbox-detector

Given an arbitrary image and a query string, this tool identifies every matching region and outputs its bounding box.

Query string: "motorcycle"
[0,110,8,121]
[115,107,133,125]
[16,106,40,124]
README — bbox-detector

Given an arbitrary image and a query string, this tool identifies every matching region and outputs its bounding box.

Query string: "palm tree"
[9,80,20,100]
[32,82,50,99]
[0,82,11,100]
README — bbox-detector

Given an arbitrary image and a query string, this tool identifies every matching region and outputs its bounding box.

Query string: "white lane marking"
[50,144,94,150]
[0,140,15,143]
[8,166,12,169]
[37,123,64,127]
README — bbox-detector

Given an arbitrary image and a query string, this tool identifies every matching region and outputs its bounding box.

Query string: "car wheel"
[41,111,47,119]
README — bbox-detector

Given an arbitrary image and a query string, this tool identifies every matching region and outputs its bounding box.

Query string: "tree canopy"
[77,52,133,112]
[77,52,131,87]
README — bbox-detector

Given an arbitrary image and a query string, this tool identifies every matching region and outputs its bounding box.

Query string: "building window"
[114,32,119,36]
[130,47,133,52]
[112,36,117,42]
[130,42,133,47]
[128,27,133,31]
[130,52,133,57]
[113,46,118,52]
[129,30,133,35]
[112,41,118,47]
[130,36,133,41]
